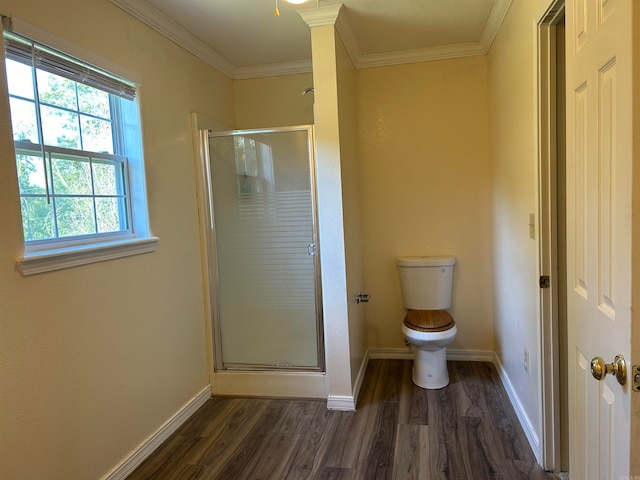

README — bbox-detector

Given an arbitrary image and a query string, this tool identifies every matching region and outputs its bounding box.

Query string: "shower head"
[302,87,314,96]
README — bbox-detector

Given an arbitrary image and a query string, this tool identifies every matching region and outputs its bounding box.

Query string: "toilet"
[397,255,457,389]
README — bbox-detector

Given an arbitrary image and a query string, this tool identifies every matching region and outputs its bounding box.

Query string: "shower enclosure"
[204,125,324,373]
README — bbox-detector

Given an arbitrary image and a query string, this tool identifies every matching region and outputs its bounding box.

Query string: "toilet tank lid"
[396,255,456,267]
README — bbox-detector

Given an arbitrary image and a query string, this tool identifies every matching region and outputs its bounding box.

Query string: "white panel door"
[565,0,632,478]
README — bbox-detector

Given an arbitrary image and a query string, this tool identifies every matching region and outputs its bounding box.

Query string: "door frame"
[536,0,566,473]
[633,5,640,473]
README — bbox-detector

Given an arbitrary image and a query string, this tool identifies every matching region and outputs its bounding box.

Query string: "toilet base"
[411,348,449,389]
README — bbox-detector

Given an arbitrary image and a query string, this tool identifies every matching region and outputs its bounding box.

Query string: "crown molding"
[355,0,512,69]
[299,3,362,69]
[296,0,509,70]
[357,42,486,69]
[110,0,236,79]
[297,4,343,28]
[234,59,313,79]
[110,0,512,79]
[479,0,513,52]
[334,5,362,68]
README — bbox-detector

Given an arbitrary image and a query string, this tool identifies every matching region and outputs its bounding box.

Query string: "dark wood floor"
[127,360,554,479]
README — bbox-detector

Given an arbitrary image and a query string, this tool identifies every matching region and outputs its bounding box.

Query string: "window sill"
[16,236,159,276]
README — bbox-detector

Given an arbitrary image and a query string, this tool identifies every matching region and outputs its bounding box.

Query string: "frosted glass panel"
[209,129,321,369]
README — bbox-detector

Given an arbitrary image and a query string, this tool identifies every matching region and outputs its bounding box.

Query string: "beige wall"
[336,33,367,389]
[357,56,494,352]
[234,73,314,129]
[0,1,235,479]
[487,0,553,451]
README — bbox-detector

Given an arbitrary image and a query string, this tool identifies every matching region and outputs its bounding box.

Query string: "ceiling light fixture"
[275,0,311,17]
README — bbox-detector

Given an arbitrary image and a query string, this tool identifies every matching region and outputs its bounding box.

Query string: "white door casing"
[565,0,632,478]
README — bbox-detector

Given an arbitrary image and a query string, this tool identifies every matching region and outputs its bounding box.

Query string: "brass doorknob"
[590,354,627,385]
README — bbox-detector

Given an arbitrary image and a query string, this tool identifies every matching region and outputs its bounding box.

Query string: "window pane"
[78,84,110,118]
[5,59,35,100]
[96,197,127,233]
[20,197,55,241]
[93,161,123,195]
[41,105,81,149]
[7,35,140,248]
[81,115,113,154]
[37,70,77,110]
[9,97,38,143]
[16,153,48,195]
[55,197,95,237]
[234,137,259,177]
[51,155,92,195]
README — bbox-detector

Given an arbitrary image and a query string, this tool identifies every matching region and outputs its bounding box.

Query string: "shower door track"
[221,363,324,373]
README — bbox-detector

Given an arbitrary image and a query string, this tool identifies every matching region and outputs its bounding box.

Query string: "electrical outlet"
[524,349,530,373]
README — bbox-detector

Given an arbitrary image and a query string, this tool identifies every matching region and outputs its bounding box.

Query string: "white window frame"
[15,142,134,247]
[2,17,157,276]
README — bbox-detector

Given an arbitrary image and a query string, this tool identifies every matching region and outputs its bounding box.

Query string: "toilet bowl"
[397,256,457,389]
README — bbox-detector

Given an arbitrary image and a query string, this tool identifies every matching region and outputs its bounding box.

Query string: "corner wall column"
[299,5,354,407]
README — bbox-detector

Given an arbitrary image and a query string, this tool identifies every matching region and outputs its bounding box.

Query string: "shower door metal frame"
[203,125,324,373]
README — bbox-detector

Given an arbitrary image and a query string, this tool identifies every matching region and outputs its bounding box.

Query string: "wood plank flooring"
[127,360,554,479]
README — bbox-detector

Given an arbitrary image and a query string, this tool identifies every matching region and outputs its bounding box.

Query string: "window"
[3,28,156,275]
[233,136,274,195]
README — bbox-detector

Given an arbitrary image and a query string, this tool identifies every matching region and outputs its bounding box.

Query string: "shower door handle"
[308,243,317,256]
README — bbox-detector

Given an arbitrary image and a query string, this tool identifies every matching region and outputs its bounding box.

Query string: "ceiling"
[110,0,512,79]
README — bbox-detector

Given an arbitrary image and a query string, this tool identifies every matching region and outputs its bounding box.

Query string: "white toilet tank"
[397,256,456,310]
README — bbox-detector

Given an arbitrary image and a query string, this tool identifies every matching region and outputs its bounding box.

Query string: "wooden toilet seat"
[403,310,455,332]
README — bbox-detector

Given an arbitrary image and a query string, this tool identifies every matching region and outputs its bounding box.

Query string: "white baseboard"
[492,353,541,463]
[329,350,371,411]
[351,350,370,405]
[367,347,494,362]
[447,349,496,362]
[368,347,414,359]
[100,385,211,480]
[327,394,356,410]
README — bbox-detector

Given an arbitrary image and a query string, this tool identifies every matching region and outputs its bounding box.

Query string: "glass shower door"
[208,126,323,370]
